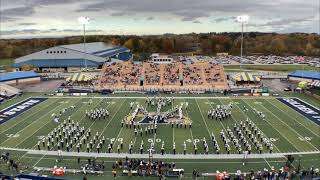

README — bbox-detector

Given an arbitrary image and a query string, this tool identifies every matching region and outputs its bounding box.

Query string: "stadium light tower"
[236,15,249,58]
[78,17,90,71]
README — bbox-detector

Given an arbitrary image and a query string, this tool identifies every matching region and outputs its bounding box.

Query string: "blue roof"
[91,47,121,55]
[117,52,132,61]
[288,70,320,80]
[60,42,116,54]
[14,59,101,68]
[0,71,40,82]
[94,47,129,57]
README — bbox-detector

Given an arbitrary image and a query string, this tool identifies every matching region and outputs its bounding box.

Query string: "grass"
[0,93,319,179]
[223,64,320,72]
[0,58,14,66]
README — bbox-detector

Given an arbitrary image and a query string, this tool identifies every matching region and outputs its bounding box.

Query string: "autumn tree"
[162,39,174,54]
[269,38,287,55]
[123,39,134,50]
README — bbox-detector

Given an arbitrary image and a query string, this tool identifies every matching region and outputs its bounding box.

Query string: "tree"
[162,39,174,54]
[305,43,314,56]
[138,40,146,52]
[111,38,121,46]
[123,39,134,50]
[1,45,14,58]
[269,38,287,55]
[12,46,24,58]
[200,39,211,54]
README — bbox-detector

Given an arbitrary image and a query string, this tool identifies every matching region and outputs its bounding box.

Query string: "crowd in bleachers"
[119,62,141,85]
[144,63,160,85]
[205,63,223,84]
[163,63,180,85]
[100,62,142,86]
[100,62,122,84]
[99,61,227,90]
[182,64,203,85]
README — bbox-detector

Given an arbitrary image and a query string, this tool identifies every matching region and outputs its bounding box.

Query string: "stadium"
[1,3,320,180]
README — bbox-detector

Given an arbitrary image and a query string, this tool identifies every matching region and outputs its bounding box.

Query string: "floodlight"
[236,15,249,24]
[77,17,90,25]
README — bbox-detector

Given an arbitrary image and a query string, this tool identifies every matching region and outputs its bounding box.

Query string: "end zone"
[0,97,48,124]
[277,98,320,125]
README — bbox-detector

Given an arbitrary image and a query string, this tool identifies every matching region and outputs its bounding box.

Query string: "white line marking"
[241,99,303,152]
[256,99,319,151]
[266,98,320,137]
[194,98,211,137]
[1,100,69,146]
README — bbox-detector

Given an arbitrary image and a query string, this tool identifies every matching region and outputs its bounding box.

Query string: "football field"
[0,93,319,178]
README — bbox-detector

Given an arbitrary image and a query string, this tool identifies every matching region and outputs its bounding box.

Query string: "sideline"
[1,147,319,160]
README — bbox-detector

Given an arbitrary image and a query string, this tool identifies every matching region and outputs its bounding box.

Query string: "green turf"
[0,94,319,179]
[0,58,14,66]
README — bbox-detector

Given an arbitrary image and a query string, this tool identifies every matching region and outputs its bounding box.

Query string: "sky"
[0,0,319,39]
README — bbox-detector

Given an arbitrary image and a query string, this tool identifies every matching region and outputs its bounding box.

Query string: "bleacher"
[0,83,22,98]
[97,61,228,92]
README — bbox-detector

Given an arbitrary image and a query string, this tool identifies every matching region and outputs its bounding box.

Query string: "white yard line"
[171,98,175,144]
[294,97,320,111]
[13,98,84,148]
[189,129,194,142]
[32,151,49,167]
[0,97,39,111]
[194,98,212,137]
[264,158,272,169]
[172,128,175,144]
[217,98,280,153]
[182,99,194,143]
[229,99,282,152]
[132,137,137,148]
[257,100,319,151]
[32,98,105,167]
[1,101,68,146]
[242,99,303,152]
[207,99,251,152]
[19,98,103,161]
[266,99,320,137]
[66,98,107,151]
[153,133,157,146]
[112,99,143,151]
[1,99,58,135]
[97,99,126,139]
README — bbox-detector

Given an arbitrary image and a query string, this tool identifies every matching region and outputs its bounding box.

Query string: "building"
[150,54,173,64]
[14,42,132,72]
[0,71,41,85]
[288,70,320,82]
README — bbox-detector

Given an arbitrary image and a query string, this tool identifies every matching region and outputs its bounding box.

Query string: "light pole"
[236,15,249,70]
[78,17,90,71]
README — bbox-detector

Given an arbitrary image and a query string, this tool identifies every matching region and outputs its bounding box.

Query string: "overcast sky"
[1,0,319,38]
